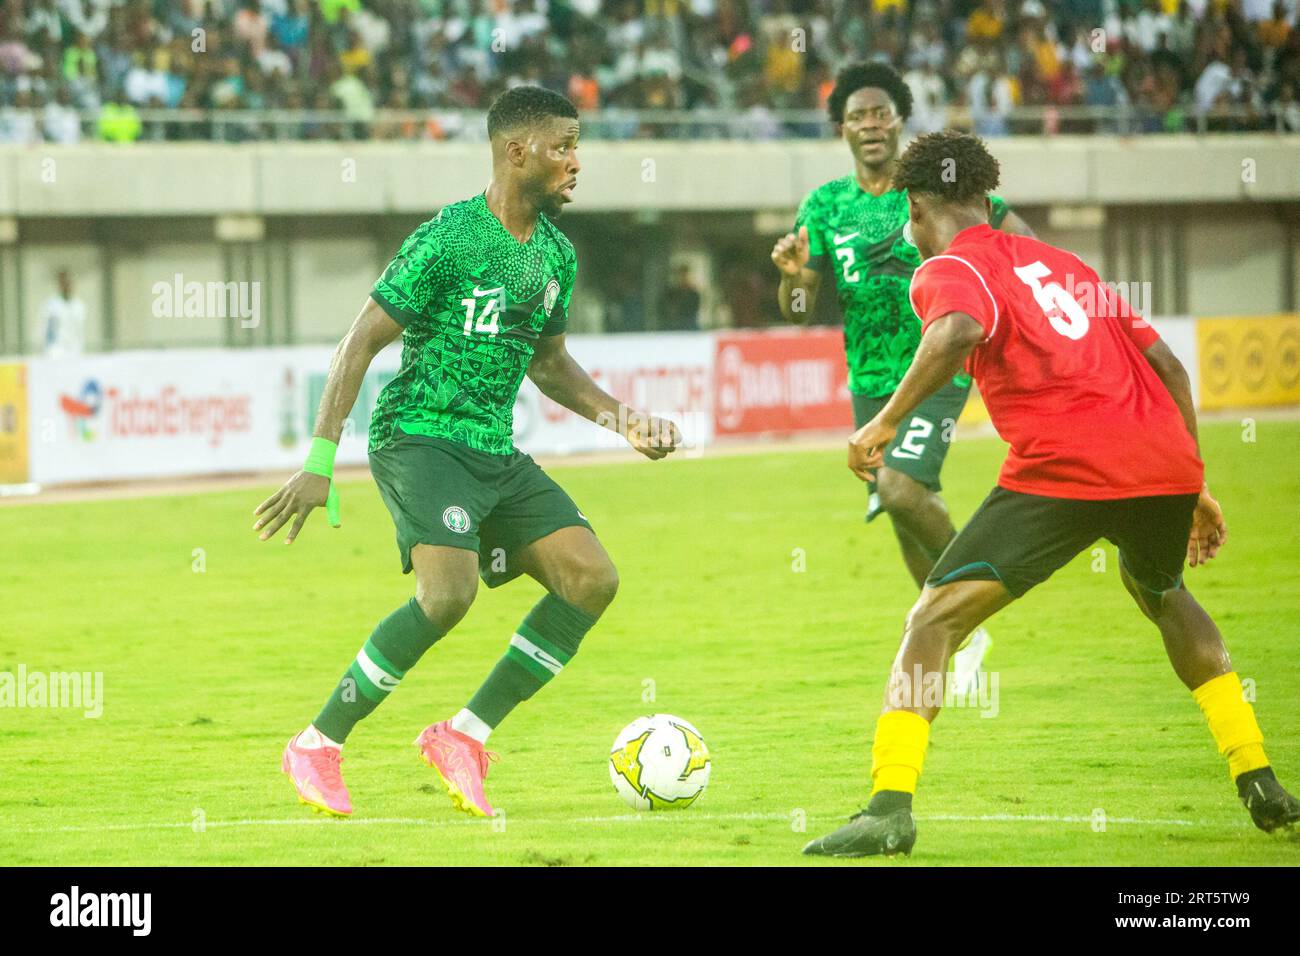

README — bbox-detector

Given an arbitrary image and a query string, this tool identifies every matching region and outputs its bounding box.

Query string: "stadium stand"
[0,0,1297,143]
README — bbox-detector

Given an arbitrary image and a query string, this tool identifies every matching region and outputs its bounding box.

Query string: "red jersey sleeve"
[909,255,1000,339]
[1098,283,1160,350]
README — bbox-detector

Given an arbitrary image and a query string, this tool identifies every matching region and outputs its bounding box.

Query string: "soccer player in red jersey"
[803,130,1299,857]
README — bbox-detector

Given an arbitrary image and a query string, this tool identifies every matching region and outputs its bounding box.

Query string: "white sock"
[297,725,343,750]
[450,708,492,744]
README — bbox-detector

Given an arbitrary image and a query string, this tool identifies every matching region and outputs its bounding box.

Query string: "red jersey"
[908,224,1203,500]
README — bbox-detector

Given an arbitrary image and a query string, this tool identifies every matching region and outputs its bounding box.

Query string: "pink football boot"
[414,720,498,817]
[282,731,353,817]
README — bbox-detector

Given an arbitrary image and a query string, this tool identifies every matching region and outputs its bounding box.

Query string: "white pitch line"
[4,810,1242,836]
[921,813,1200,827]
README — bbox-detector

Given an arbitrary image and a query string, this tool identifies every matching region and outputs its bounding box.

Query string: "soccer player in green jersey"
[771,62,1033,693]
[257,87,681,819]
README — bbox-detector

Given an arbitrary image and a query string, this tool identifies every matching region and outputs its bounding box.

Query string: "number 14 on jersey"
[462,290,502,337]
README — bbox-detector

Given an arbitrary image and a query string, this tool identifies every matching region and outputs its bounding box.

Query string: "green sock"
[466,594,596,729]
[313,598,444,743]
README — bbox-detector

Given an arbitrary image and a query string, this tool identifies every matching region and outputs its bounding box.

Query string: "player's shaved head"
[485,86,581,222]
[486,86,579,140]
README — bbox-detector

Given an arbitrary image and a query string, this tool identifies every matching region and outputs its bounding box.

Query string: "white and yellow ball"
[608,714,711,811]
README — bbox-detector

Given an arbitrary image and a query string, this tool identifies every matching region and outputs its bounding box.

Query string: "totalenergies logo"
[59,379,103,441]
[56,378,251,447]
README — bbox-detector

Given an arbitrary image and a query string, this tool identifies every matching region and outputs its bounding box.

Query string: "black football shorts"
[927,486,1198,599]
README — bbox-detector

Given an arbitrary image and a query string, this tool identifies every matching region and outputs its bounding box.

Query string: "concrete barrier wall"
[2,137,1297,354]
[2,136,1299,216]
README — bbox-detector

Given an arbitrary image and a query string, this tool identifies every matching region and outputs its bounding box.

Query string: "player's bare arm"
[848,311,984,482]
[253,298,402,544]
[772,225,821,324]
[1141,338,1227,565]
[1143,339,1199,449]
[527,333,681,460]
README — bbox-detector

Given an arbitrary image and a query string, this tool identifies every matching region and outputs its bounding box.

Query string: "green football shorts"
[851,378,971,521]
[368,428,592,587]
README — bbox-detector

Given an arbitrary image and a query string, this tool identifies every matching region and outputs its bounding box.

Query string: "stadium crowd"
[0,0,1296,142]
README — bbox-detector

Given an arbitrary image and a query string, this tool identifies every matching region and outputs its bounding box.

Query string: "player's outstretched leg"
[1121,567,1300,833]
[876,468,991,696]
[284,546,478,816]
[417,528,618,817]
[876,468,956,588]
[804,579,1013,858]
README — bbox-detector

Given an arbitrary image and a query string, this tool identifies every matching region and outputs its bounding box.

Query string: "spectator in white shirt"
[1126,0,1171,53]
[1241,0,1293,20]
[1275,81,1300,131]
[42,87,83,144]
[124,51,172,106]
[968,56,1016,137]
[42,271,88,358]
[0,89,40,145]
[905,61,948,133]
[1194,57,1232,113]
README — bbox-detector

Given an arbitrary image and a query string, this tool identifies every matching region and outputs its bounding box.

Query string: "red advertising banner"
[713,328,853,436]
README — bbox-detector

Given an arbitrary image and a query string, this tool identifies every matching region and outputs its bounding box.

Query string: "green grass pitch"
[2,420,1298,866]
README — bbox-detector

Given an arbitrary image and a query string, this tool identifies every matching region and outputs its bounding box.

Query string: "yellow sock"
[870,710,931,794]
[1192,672,1269,779]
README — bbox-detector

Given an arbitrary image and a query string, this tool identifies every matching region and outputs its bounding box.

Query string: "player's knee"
[1122,575,1160,623]
[414,577,477,632]
[554,554,619,616]
[906,588,977,651]
[876,468,923,517]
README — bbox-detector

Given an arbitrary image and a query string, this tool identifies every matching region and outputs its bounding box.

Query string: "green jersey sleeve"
[371,217,445,327]
[540,247,576,337]
[794,191,828,272]
[989,195,1010,230]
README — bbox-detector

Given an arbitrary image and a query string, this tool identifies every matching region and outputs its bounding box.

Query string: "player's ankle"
[1235,765,1276,798]
[866,789,913,815]
[298,725,343,750]
[450,708,492,745]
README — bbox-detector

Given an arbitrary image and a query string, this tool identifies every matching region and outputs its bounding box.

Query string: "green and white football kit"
[368,193,591,584]
[302,194,601,758]
[795,178,1010,519]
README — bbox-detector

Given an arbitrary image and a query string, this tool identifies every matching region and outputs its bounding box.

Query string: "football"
[608,714,711,811]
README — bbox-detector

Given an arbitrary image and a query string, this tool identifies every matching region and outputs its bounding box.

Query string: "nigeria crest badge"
[442,506,471,534]
[543,278,560,317]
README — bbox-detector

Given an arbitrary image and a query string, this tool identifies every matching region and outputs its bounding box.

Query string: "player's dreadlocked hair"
[486,86,579,138]
[827,62,913,125]
[893,130,1001,203]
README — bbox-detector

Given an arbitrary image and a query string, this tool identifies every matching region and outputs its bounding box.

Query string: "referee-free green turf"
[2,420,1298,866]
